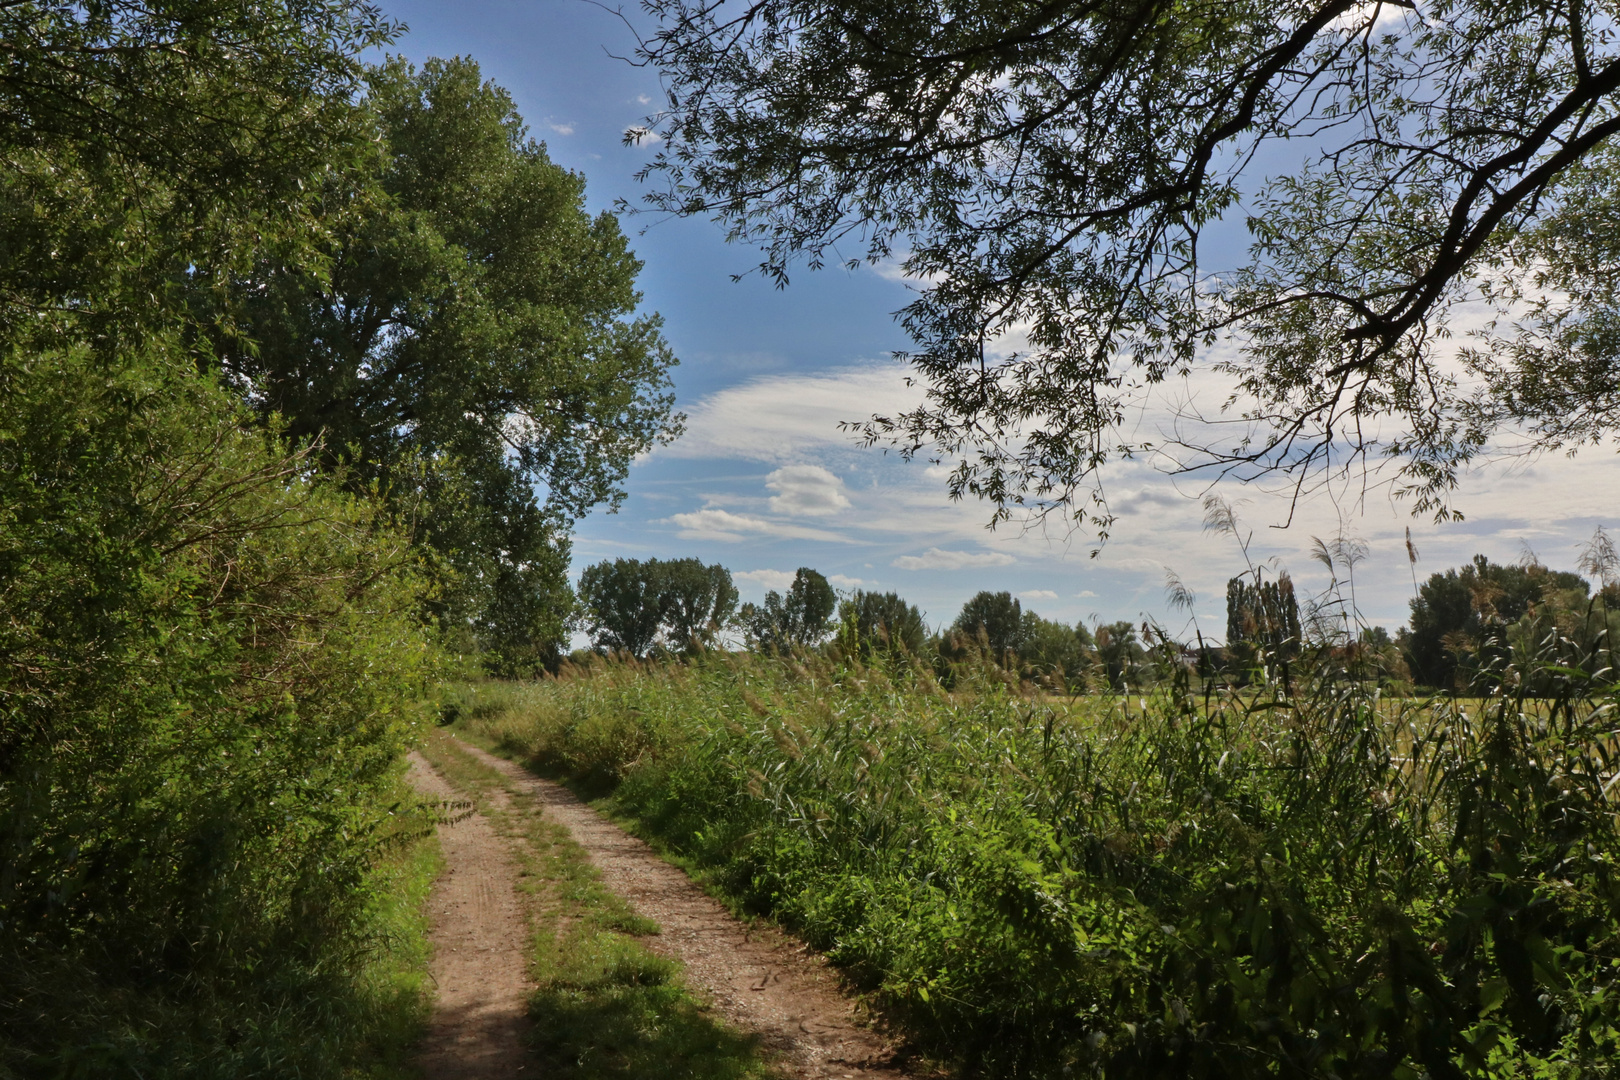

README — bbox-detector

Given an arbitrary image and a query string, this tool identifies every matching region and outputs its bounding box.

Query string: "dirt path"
[405,752,534,1079]
[450,735,910,1080]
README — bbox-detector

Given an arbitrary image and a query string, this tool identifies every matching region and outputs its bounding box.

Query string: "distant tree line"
[572,536,1620,696]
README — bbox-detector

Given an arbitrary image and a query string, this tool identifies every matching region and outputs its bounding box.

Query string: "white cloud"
[635,93,653,106]
[893,547,1017,571]
[624,126,662,146]
[735,569,869,593]
[664,507,853,544]
[660,363,924,464]
[546,120,574,136]
[1076,590,1098,598]
[1021,589,1058,600]
[734,568,795,591]
[767,464,851,517]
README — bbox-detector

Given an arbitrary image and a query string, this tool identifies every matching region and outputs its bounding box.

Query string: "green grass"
[415,729,778,1080]
[344,815,442,1080]
[447,650,1620,1080]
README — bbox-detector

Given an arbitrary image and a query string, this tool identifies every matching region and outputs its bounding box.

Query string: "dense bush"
[0,346,438,1077]
[458,648,1620,1078]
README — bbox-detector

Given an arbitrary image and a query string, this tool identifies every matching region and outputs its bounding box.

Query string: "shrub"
[0,345,438,1077]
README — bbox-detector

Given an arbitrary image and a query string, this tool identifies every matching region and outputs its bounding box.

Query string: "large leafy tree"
[838,589,928,657]
[1404,555,1589,690]
[211,57,681,671]
[636,0,1620,528]
[0,3,447,1065]
[577,557,738,657]
[741,568,837,650]
[952,591,1025,655]
[0,0,389,339]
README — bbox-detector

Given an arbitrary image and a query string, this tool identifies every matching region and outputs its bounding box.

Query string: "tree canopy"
[838,589,928,657]
[636,0,1620,529]
[741,568,837,650]
[952,591,1025,655]
[213,57,681,669]
[1404,554,1590,690]
[1,0,389,340]
[578,557,738,657]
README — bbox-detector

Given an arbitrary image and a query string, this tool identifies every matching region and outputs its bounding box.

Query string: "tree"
[577,557,737,657]
[1225,573,1303,661]
[839,589,928,657]
[579,559,669,658]
[213,57,681,671]
[661,558,741,651]
[1404,555,1589,691]
[742,568,837,650]
[0,1,389,343]
[1019,612,1095,691]
[1095,621,1147,691]
[952,591,1024,656]
[636,0,1620,528]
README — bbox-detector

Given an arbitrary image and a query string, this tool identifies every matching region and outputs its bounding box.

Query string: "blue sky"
[378,0,1618,640]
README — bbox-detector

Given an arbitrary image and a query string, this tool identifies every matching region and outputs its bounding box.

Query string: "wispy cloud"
[545,120,574,136]
[1021,589,1059,600]
[735,568,868,592]
[893,547,1017,570]
[767,464,850,517]
[664,507,853,544]
[660,363,922,465]
[733,568,795,591]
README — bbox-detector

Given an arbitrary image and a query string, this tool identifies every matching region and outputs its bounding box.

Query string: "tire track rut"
[450,736,911,1080]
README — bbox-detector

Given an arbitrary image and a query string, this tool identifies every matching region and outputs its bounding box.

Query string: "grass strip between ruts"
[414,728,777,1080]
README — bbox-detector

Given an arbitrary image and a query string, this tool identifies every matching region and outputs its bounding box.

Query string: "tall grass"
[453,648,1620,1079]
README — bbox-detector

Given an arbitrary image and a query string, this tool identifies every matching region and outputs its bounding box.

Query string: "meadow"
[449,647,1620,1079]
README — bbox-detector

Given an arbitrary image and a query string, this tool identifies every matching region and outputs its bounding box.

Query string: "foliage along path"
[411,733,912,1079]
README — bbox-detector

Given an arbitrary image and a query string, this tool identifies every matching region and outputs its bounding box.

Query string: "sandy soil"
[406,752,535,1079]
[449,736,911,1080]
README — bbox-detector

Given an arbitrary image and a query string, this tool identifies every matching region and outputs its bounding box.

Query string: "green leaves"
[214,56,681,670]
[0,342,438,1074]
[578,557,740,657]
[739,567,837,650]
[637,0,1620,526]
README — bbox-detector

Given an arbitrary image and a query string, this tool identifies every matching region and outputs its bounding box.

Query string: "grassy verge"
[414,729,777,1080]
[447,653,1620,1079]
[344,800,443,1080]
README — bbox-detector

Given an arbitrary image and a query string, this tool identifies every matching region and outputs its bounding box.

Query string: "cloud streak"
[893,547,1017,570]
[665,507,855,544]
[660,363,923,464]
